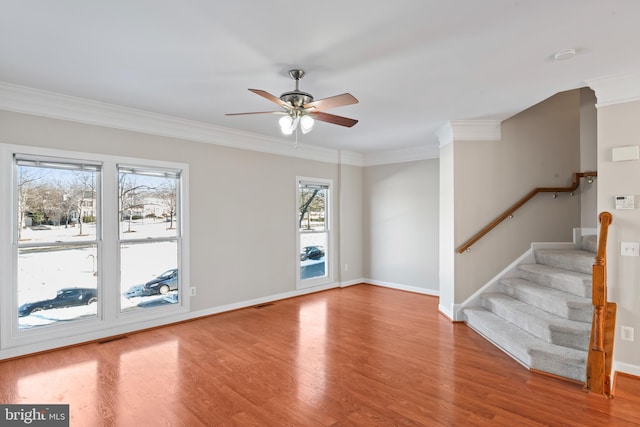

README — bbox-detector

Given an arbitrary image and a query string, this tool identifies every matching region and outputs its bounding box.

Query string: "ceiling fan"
[226,69,358,135]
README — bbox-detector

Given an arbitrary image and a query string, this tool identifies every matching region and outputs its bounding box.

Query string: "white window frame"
[296,176,333,289]
[0,144,190,354]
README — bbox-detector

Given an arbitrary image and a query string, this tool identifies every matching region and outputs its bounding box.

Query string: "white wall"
[363,159,439,294]
[580,88,598,228]
[595,99,640,375]
[439,143,455,317]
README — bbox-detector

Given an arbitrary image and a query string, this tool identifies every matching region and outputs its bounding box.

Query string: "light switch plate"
[621,242,640,256]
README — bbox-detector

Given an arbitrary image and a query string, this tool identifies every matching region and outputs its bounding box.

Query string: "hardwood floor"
[1,284,639,426]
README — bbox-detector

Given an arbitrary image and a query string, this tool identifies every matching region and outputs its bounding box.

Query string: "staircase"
[462,235,597,382]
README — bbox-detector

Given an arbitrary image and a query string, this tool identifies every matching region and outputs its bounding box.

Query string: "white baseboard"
[340,278,366,288]
[438,304,454,320]
[364,279,439,296]
[614,361,640,378]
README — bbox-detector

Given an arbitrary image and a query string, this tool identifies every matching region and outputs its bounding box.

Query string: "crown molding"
[363,144,440,167]
[0,81,356,165]
[437,120,502,146]
[338,150,364,167]
[586,72,640,108]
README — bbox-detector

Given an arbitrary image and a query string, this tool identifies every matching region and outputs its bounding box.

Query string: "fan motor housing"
[280,90,313,107]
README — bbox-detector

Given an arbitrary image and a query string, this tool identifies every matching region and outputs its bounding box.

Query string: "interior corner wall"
[362,159,439,293]
[453,90,582,304]
[338,163,364,283]
[595,99,640,374]
[580,88,598,228]
[0,109,363,315]
[439,143,455,316]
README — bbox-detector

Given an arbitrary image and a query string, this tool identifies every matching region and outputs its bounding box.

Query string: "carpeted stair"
[462,235,596,382]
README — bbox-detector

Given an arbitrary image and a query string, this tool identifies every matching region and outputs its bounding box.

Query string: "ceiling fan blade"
[225,111,285,116]
[248,89,289,108]
[311,111,358,127]
[304,93,358,111]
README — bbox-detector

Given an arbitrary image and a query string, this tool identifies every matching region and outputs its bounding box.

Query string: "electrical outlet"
[189,287,197,297]
[621,326,634,342]
[344,263,349,271]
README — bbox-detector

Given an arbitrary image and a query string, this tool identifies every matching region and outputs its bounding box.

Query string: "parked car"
[19,287,97,317]
[300,246,324,261]
[142,268,178,295]
[122,284,147,299]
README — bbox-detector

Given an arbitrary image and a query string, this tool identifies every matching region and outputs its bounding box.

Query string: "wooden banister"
[457,172,597,254]
[584,211,617,398]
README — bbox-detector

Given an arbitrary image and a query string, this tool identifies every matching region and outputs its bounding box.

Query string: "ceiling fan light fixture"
[279,114,302,135]
[300,115,314,134]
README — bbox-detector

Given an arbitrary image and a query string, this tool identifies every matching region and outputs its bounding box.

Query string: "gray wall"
[363,159,439,293]
[449,90,583,306]
[596,99,640,373]
[338,163,364,283]
[0,110,364,313]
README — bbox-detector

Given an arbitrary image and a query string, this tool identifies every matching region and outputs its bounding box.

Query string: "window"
[2,145,188,352]
[15,156,100,329]
[119,166,181,312]
[297,178,331,288]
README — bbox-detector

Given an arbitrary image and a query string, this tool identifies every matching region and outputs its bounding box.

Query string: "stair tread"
[464,307,587,382]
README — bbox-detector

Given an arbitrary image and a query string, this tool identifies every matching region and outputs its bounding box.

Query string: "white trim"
[586,72,640,107]
[614,361,640,378]
[363,145,440,166]
[296,176,334,290]
[0,81,446,167]
[438,303,455,321]
[0,81,352,165]
[0,143,190,354]
[365,279,439,296]
[340,278,365,287]
[339,150,364,167]
[437,120,502,146]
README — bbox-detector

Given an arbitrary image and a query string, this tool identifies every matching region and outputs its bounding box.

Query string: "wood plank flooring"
[1,284,639,426]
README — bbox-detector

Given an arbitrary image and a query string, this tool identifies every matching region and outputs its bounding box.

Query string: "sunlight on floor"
[296,298,327,405]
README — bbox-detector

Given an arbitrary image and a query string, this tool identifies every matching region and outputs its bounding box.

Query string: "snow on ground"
[18,220,179,328]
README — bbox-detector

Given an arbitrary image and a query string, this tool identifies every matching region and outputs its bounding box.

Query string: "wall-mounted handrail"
[457,171,597,254]
[584,211,616,398]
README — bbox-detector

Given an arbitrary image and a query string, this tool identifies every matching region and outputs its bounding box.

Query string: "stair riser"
[481,297,590,351]
[498,281,593,322]
[464,310,532,366]
[530,355,586,383]
[516,267,591,298]
[534,250,594,275]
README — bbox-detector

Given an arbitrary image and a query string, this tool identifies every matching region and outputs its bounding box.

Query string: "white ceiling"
[2,1,640,155]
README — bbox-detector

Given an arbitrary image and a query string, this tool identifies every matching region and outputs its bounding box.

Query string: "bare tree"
[17,167,47,240]
[156,178,177,230]
[119,173,147,233]
[66,171,96,236]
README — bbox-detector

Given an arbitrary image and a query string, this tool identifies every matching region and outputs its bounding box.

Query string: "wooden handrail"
[457,172,597,254]
[584,211,616,398]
